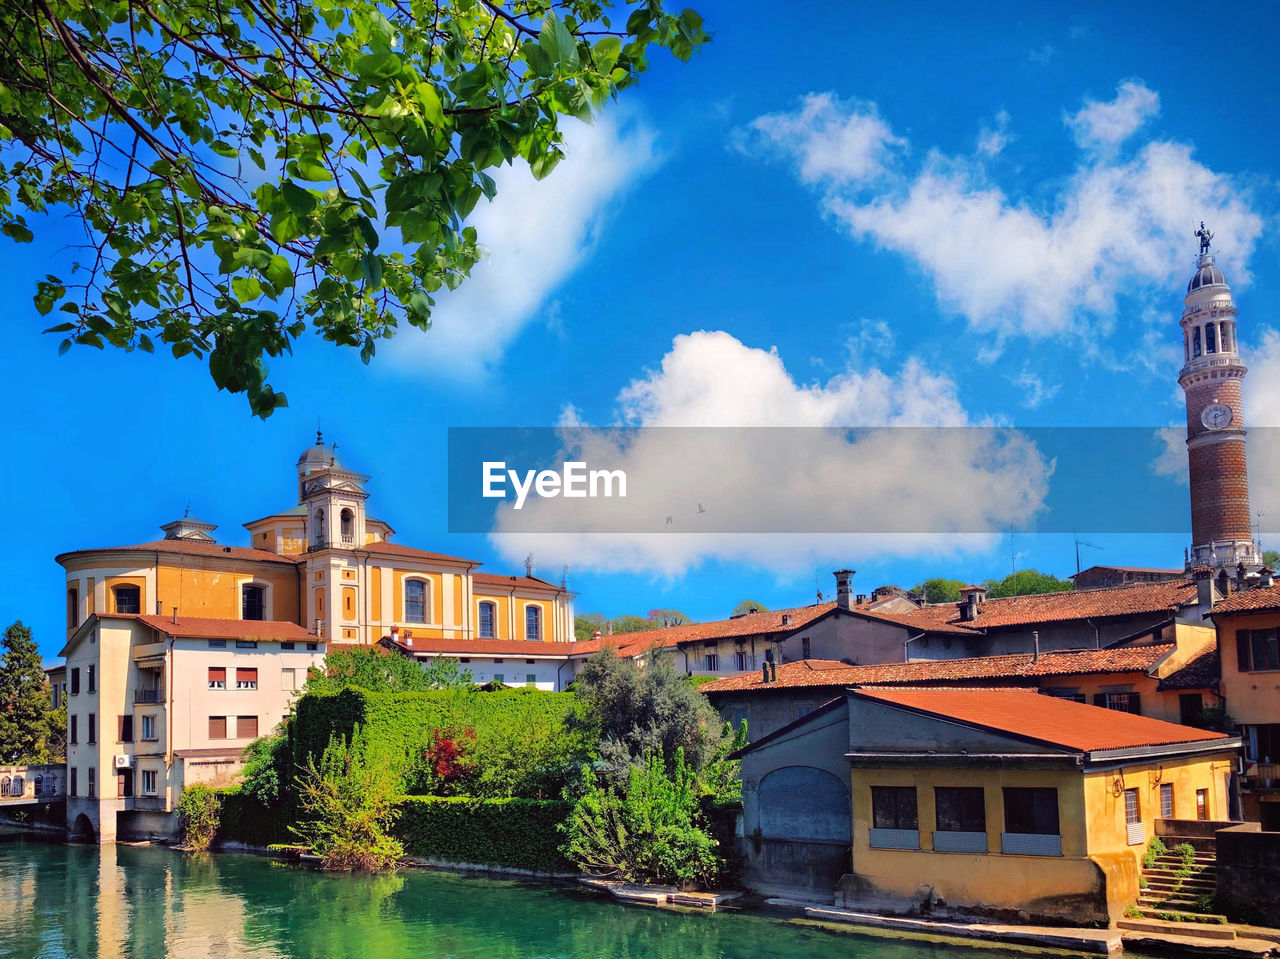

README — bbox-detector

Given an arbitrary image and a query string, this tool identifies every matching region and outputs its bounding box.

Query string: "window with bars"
[1160,783,1174,818]
[479,602,496,639]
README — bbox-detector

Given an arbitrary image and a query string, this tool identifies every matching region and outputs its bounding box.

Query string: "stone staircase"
[1137,850,1222,922]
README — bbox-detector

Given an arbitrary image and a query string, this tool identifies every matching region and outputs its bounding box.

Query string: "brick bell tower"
[1180,222,1260,571]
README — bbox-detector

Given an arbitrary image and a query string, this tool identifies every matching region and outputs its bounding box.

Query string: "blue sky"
[4,0,1280,658]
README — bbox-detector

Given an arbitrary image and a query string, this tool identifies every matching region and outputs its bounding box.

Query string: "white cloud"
[489,331,1052,575]
[1244,329,1280,537]
[389,115,657,379]
[742,89,1262,343]
[739,92,905,187]
[1012,366,1060,409]
[1066,80,1160,151]
[977,109,1013,157]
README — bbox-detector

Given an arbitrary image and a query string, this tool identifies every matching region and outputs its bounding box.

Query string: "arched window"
[524,604,541,641]
[1205,323,1217,353]
[11,776,22,797]
[1,777,9,797]
[405,580,428,623]
[34,775,43,795]
[340,508,354,543]
[242,584,266,621]
[313,508,326,546]
[478,602,496,639]
[1192,327,1202,358]
[113,585,141,614]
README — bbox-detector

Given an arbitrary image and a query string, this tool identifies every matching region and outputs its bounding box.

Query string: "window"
[67,587,79,627]
[1193,326,1202,357]
[87,713,96,744]
[70,668,80,695]
[117,769,131,798]
[118,716,133,743]
[313,508,326,545]
[340,508,354,543]
[525,659,535,665]
[1124,788,1140,824]
[1003,787,1060,835]
[208,639,226,649]
[1095,691,1141,714]
[236,640,258,649]
[460,657,471,664]
[236,667,258,690]
[935,787,986,832]
[281,642,295,651]
[1206,323,1217,353]
[69,715,78,745]
[281,668,297,690]
[141,715,156,741]
[306,642,318,652]
[1179,694,1203,726]
[405,580,428,623]
[1196,788,1209,820]
[1238,628,1280,672]
[209,716,228,739]
[236,716,259,739]
[208,667,226,690]
[525,605,541,641]
[704,653,719,672]
[69,768,77,797]
[478,602,496,639]
[801,637,811,659]
[493,674,505,684]
[872,786,918,830]
[87,665,95,693]
[141,770,157,795]
[113,585,141,614]
[735,651,749,672]
[242,584,266,621]
[494,658,504,664]
[1160,783,1174,819]
[87,767,95,798]
[526,674,537,686]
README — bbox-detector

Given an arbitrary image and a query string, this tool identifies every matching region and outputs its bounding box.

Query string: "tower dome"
[297,431,342,470]
[1187,255,1227,293]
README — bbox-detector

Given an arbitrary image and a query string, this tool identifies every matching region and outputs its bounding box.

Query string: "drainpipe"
[1087,619,1100,649]
[1032,630,1040,664]
[902,630,927,663]
[165,633,174,812]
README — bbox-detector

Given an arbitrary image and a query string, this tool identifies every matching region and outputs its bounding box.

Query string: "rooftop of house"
[123,613,315,642]
[701,643,1181,695]
[1070,565,1184,579]
[380,635,583,659]
[1209,583,1280,616]
[586,602,840,649]
[55,538,297,566]
[1157,647,1220,691]
[471,571,565,591]
[849,686,1232,753]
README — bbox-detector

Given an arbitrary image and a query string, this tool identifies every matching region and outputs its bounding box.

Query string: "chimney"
[591,629,603,641]
[1032,630,1040,663]
[171,606,178,625]
[1217,568,1231,599]
[1192,565,1217,610]
[390,625,401,643]
[1262,567,1275,589]
[833,569,856,611]
[761,663,770,684]
[314,618,325,638]
[957,585,985,622]
[856,594,867,605]
[1236,562,1248,591]
[769,660,778,682]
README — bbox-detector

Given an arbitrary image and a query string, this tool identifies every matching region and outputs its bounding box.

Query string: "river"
[0,837,1052,959]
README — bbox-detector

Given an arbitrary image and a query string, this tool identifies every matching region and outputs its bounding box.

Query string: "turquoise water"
[0,838,1024,959]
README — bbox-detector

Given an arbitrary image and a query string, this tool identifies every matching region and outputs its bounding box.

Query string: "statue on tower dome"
[1196,221,1213,255]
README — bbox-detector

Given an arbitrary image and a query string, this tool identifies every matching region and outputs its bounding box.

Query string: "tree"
[731,599,767,617]
[983,569,1073,599]
[575,613,607,642]
[912,579,967,604]
[3,1,709,416]
[609,614,655,635]
[569,650,732,785]
[304,645,470,695]
[176,784,222,851]
[646,609,691,628]
[0,621,60,763]
[1263,549,1280,570]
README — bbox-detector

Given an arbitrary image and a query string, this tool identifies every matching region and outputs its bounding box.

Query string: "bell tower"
[1180,223,1259,571]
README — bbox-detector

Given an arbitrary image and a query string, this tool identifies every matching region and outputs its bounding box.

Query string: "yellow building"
[733,686,1240,924]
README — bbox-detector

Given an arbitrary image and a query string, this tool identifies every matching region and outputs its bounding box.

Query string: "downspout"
[165,633,174,811]
[902,630,927,663]
[1087,618,1100,649]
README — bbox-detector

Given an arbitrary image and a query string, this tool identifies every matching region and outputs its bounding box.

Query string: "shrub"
[1142,836,1168,869]
[291,726,403,871]
[396,796,572,871]
[561,749,720,887]
[177,784,221,851]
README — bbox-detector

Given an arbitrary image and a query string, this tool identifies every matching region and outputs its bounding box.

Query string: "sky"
[4,0,1280,659]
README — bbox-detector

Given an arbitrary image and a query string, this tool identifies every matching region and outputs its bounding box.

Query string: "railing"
[1246,764,1280,789]
[133,690,163,704]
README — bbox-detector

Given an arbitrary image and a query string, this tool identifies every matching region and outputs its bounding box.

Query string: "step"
[1152,854,1216,865]
[1141,882,1217,895]
[1139,896,1210,910]
[1118,918,1236,941]
[1134,906,1231,925]
[1159,835,1218,852]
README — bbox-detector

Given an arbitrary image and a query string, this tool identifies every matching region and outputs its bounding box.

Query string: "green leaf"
[58,338,71,356]
[232,276,262,302]
[295,159,333,183]
[361,251,383,289]
[281,181,318,217]
[416,82,445,128]
[263,255,293,291]
[211,140,239,158]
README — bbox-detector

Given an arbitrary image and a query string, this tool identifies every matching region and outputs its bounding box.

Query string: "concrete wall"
[1215,822,1280,925]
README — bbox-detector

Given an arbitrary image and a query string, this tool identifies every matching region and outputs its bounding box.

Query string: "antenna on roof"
[1073,533,1103,575]
[561,564,569,589]
[183,499,191,518]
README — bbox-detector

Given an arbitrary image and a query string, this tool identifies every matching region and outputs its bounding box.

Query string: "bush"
[561,749,720,887]
[1142,836,1168,869]
[291,727,403,871]
[177,784,221,851]
[214,786,293,847]
[396,796,572,872]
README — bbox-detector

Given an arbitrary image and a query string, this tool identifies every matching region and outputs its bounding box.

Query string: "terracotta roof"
[595,602,839,650]
[1157,648,1221,691]
[1210,585,1280,616]
[851,686,1232,753]
[129,614,314,642]
[473,572,565,592]
[570,631,687,658]
[56,539,296,565]
[700,644,1176,695]
[360,541,480,566]
[1071,565,1183,579]
[882,579,1196,633]
[382,636,580,658]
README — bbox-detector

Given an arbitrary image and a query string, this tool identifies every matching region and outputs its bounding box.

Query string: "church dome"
[1187,257,1228,293]
[297,432,341,470]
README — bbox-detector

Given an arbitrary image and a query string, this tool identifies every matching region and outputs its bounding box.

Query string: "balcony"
[1245,763,1280,790]
[133,690,164,705]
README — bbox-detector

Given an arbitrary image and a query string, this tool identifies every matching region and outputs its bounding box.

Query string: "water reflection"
[0,839,1007,959]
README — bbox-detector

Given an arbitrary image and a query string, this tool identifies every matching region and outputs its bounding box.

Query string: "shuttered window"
[208,667,226,689]
[236,716,259,739]
[236,668,258,690]
[209,716,227,739]
[118,716,133,743]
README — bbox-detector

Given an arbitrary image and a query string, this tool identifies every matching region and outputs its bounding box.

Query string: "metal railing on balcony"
[133,690,163,704]
[1247,763,1280,789]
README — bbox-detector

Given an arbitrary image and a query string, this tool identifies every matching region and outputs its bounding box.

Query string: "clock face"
[1201,403,1234,430]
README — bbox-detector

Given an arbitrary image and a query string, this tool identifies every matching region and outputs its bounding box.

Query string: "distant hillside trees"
[575,611,694,639]
[913,571,1072,604]
[731,599,768,617]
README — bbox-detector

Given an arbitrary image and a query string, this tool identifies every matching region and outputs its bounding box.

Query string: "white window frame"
[141,769,158,796]
[235,668,259,690]
[403,576,431,624]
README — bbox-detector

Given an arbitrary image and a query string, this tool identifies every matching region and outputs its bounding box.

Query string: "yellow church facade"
[57,435,575,649]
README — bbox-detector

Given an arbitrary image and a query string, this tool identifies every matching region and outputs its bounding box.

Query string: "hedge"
[290,687,580,780]
[396,796,573,872]
[213,786,294,848]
